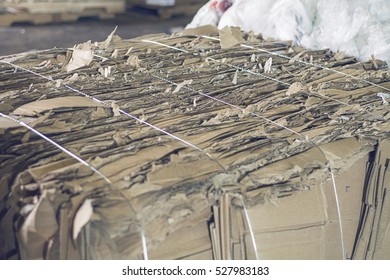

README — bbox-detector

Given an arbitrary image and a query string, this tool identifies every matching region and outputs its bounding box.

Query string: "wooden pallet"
[127,0,205,18]
[0,11,117,27]
[0,0,125,26]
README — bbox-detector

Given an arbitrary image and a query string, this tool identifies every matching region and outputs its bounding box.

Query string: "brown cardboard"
[149,221,212,260]
[1,28,389,260]
[353,139,390,259]
[219,26,245,49]
[246,143,370,259]
[13,96,105,117]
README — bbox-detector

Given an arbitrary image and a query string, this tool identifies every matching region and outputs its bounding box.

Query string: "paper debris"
[334,51,346,61]
[33,60,51,70]
[112,102,121,116]
[68,73,79,82]
[286,82,304,96]
[289,51,305,64]
[56,54,66,64]
[218,26,244,49]
[72,199,94,240]
[66,43,93,73]
[127,55,141,69]
[99,66,112,78]
[264,57,272,73]
[183,57,202,65]
[377,92,390,105]
[232,70,238,85]
[111,49,119,59]
[371,55,379,69]
[55,79,62,88]
[125,47,133,56]
[250,54,256,63]
[173,80,193,94]
[103,26,118,49]
[180,25,219,36]
[19,191,58,246]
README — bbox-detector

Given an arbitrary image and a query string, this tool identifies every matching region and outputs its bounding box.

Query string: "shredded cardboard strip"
[1,27,389,260]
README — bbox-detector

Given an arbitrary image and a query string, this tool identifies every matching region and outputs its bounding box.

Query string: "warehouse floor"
[0,9,193,56]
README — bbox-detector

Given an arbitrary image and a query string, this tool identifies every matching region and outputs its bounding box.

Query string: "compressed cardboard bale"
[0,27,389,260]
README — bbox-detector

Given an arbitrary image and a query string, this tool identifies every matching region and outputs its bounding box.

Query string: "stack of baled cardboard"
[0,26,389,259]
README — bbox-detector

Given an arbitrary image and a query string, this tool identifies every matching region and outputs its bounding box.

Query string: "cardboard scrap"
[179,25,219,36]
[377,92,390,105]
[102,26,118,49]
[232,70,238,85]
[127,55,141,69]
[286,82,304,96]
[173,80,193,94]
[264,57,272,73]
[73,199,94,240]
[18,191,58,259]
[0,117,20,130]
[218,26,245,49]
[66,42,94,73]
[13,96,106,117]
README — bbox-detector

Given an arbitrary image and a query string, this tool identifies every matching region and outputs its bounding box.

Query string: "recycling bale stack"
[0,26,389,260]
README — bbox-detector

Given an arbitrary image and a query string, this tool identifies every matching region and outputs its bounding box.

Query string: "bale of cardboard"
[0,26,389,259]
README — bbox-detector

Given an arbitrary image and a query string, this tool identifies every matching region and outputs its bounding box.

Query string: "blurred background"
[0,0,204,56]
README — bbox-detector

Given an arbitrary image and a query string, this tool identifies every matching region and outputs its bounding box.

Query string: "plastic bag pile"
[187,0,390,65]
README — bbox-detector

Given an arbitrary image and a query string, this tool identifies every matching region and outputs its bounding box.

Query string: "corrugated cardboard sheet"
[0,26,389,259]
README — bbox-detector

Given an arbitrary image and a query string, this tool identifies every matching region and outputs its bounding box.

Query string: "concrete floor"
[0,9,193,56]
